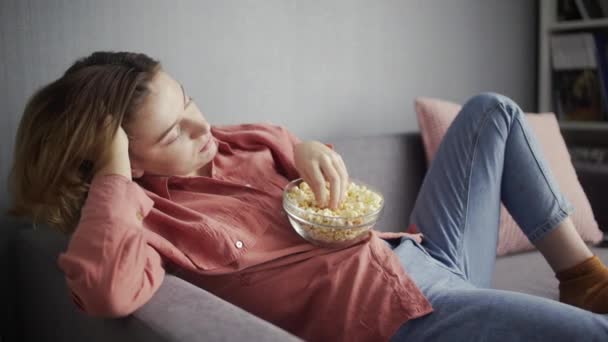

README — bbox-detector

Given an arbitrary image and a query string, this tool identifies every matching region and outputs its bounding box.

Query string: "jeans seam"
[513,115,567,213]
[406,237,469,280]
[456,101,502,270]
[527,206,573,242]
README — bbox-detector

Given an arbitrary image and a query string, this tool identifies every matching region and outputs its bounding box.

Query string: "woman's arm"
[57,174,165,318]
[57,122,164,318]
[247,124,349,208]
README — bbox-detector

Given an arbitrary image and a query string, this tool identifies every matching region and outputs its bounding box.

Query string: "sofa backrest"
[5,220,165,342]
[0,217,27,342]
[331,132,426,233]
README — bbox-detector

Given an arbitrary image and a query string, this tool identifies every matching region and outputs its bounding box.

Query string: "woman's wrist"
[96,157,132,181]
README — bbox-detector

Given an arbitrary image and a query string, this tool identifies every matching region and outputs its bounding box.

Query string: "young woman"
[9,51,608,341]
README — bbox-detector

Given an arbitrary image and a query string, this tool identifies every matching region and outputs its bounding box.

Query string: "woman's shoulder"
[211,122,296,145]
[211,122,288,134]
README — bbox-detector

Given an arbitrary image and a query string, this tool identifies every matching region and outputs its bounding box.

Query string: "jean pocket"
[410,238,468,281]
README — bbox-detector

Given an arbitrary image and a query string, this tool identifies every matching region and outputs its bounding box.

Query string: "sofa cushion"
[493,246,608,300]
[414,97,603,255]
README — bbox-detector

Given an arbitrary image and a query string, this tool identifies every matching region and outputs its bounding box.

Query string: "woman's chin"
[193,160,212,177]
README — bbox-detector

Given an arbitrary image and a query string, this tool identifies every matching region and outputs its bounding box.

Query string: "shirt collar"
[136,137,227,197]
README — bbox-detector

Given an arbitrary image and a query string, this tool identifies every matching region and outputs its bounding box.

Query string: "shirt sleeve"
[57,174,165,318]
[211,123,335,181]
[253,124,303,181]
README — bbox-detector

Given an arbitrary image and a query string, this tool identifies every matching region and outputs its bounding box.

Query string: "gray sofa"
[2,132,607,342]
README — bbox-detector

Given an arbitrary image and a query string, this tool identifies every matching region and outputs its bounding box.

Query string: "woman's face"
[126,70,217,178]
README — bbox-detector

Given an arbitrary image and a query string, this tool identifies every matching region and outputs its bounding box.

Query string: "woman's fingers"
[295,142,350,209]
[320,156,341,209]
[332,154,349,204]
[308,162,328,207]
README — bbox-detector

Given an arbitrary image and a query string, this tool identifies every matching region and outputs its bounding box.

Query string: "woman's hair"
[8,51,161,234]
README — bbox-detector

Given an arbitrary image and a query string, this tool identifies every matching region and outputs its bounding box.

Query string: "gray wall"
[0,0,536,210]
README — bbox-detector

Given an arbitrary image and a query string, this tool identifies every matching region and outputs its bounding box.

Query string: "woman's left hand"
[294,141,349,209]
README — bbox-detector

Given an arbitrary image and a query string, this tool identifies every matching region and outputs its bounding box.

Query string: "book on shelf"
[558,0,608,21]
[550,32,605,121]
[593,32,608,116]
[559,0,584,20]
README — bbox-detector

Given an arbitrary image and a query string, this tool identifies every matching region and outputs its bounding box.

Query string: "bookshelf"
[538,0,608,129]
[549,17,608,31]
[558,120,608,129]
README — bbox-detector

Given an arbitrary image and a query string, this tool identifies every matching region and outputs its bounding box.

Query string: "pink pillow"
[414,97,603,256]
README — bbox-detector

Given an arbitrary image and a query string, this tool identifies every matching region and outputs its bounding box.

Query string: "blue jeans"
[388,93,608,341]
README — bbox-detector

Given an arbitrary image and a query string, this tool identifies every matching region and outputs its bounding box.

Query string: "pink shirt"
[58,123,433,341]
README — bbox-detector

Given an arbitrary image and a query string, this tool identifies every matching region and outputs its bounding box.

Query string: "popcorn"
[286,181,382,217]
[284,180,383,245]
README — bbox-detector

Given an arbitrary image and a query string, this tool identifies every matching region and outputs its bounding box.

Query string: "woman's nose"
[190,119,210,138]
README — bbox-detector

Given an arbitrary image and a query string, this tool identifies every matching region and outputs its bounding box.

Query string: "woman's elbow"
[72,268,165,318]
[72,287,146,318]
[98,296,141,318]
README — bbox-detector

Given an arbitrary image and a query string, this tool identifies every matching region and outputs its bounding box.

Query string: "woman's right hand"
[96,121,132,180]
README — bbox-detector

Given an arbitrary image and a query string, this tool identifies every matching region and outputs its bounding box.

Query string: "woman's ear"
[128,148,144,178]
[131,167,144,179]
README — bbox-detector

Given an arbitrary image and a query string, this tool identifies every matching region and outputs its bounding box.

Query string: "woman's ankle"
[534,217,594,272]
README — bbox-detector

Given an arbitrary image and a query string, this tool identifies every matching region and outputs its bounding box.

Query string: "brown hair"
[8,51,161,234]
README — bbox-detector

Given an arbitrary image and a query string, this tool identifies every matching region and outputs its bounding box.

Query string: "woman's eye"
[168,127,182,144]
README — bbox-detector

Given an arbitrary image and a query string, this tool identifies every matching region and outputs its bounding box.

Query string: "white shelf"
[559,121,608,130]
[549,18,608,32]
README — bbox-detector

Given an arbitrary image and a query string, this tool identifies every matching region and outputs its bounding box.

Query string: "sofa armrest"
[134,275,302,342]
[12,222,301,342]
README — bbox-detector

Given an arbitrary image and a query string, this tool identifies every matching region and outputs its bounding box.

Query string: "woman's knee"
[464,92,515,109]
[460,92,522,125]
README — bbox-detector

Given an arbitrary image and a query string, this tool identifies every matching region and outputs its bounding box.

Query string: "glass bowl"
[282,178,384,248]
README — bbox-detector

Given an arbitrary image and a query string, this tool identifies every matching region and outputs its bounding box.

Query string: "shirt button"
[136,211,144,221]
[235,240,244,249]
